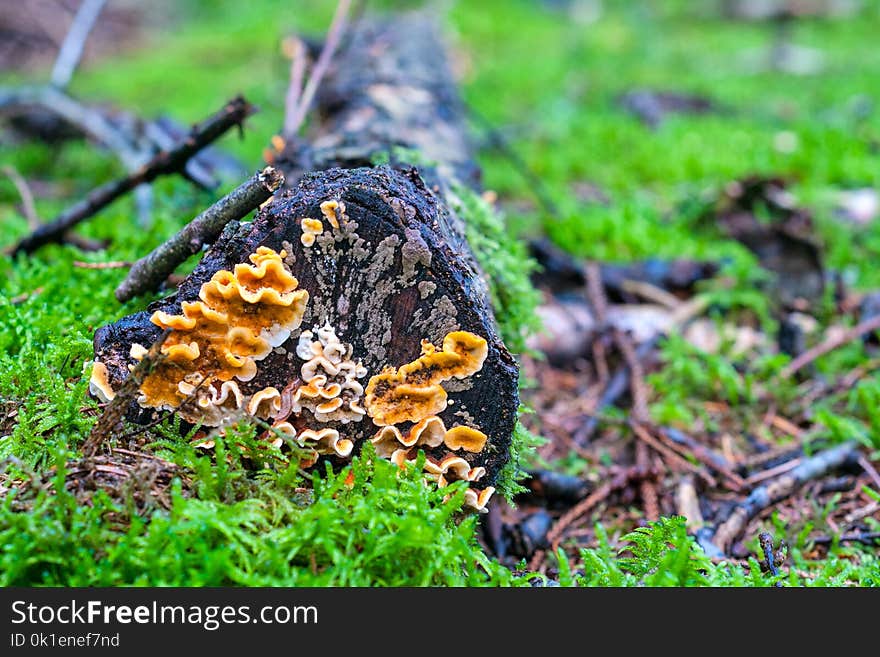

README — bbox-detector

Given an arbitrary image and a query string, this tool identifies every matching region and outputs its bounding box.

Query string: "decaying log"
[91,14,519,491]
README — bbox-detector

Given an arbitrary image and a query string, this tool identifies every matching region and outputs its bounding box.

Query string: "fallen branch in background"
[1,85,240,194]
[810,531,880,547]
[11,96,255,255]
[50,0,107,90]
[115,165,284,302]
[706,441,859,554]
[0,85,144,168]
[781,314,880,377]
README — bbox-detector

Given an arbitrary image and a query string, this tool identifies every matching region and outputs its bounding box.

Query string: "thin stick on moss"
[115,166,284,302]
[11,96,256,255]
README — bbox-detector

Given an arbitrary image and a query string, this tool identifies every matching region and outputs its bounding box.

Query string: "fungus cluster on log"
[89,13,519,511]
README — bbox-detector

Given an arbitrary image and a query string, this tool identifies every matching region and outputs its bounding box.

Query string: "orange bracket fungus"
[92,167,520,512]
[91,246,308,426]
[364,331,488,426]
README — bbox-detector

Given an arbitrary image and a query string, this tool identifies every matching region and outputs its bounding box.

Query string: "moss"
[0,440,515,586]
[448,183,542,355]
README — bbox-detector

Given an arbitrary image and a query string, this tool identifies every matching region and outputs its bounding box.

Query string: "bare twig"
[844,502,879,524]
[2,165,39,228]
[676,475,704,530]
[710,441,859,553]
[50,0,108,90]
[531,481,614,571]
[781,314,880,377]
[620,278,681,309]
[12,96,256,255]
[857,455,880,491]
[10,287,44,305]
[614,330,648,422]
[659,426,745,491]
[282,36,309,137]
[744,457,802,486]
[636,440,659,521]
[284,0,353,137]
[584,261,608,325]
[631,422,717,487]
[741,443,802,470]
[115,166,284,302]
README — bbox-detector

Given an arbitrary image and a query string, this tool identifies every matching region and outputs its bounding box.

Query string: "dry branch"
[11,96,255,255]
[0,85,143,167]
[115,166,284,302]
[2,165,39,228]
[781,314,880,377]
[51,0,107,89]
[283,0,353,138]
[709,441,859,552]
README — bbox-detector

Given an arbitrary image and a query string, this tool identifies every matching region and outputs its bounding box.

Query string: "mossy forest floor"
[1,0,879,586]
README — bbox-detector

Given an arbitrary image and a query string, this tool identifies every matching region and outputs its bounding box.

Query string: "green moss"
[448,183,542,354]
[0,439,515,586]
[494,415,546,502]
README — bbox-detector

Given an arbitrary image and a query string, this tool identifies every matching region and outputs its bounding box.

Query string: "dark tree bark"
[93,13,519,487]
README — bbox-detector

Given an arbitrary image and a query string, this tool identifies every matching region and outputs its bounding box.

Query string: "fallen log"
[90,13,519,510]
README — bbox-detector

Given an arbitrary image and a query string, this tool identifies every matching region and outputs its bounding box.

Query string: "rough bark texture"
[93,14,519,486]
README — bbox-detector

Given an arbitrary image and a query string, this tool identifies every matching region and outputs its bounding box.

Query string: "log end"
[92,166,519,504]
